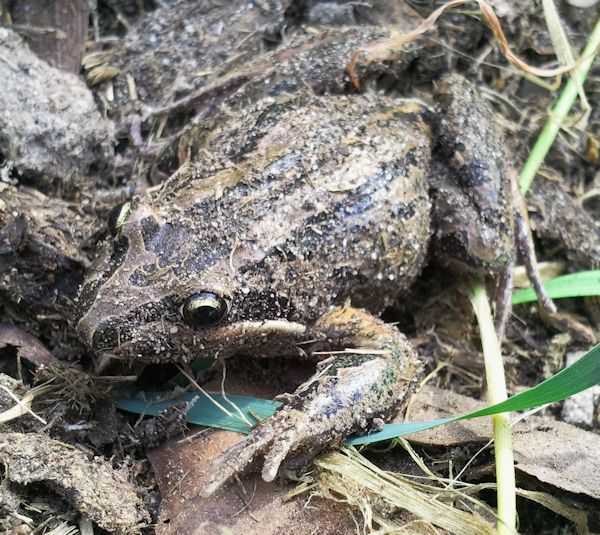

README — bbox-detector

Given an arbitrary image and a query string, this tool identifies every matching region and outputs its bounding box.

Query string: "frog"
[74,74,552,497]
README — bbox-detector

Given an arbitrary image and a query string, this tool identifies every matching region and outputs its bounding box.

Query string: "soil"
[0,0,599,533]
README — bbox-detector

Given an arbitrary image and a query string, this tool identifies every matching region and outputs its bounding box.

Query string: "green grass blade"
[512,270,600,304]
[349,343,600,445]
[114,344,600,445]
[115,392,280,434]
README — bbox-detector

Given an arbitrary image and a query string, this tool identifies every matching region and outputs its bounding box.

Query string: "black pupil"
[182,292,226,327]
[192,305,219,325]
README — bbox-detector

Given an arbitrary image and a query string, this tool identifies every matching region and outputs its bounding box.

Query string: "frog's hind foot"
[201,306,422,497]
[202,407,312,497]
[201,356,395,497]
[514,201,557,316]
[201,421,275,497]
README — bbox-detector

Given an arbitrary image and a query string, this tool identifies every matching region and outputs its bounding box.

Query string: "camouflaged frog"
[74,75,549,496]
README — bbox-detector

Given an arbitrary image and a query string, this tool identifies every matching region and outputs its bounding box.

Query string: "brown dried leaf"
[406,386,600,501]
[148,430,356,535]
[148,361,355,534]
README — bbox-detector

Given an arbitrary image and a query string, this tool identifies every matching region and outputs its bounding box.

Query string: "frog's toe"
[201,410,306,496]
[261,427,300,481]
[201,427,275,497]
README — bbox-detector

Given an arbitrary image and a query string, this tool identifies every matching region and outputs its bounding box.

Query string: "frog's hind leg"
[494,193,557,341]
[513,191,557,316]
[494,254,515,341]
[202,305,422,497]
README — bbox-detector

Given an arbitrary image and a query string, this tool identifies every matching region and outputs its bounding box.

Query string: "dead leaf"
[405,386,600,500]
[148,430,357,535]
[0,324,61,369]
[148,359,355,534]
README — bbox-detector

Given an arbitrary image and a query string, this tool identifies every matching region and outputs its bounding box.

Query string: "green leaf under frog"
[114,343,600,445]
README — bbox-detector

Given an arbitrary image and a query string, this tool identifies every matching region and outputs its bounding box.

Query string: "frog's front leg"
[201,305,422,497]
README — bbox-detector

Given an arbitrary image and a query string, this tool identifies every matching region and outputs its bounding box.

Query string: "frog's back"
[152,93,432,321]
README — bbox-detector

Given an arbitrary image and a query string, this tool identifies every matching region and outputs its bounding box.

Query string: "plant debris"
[0,324,59,370]
[0,28,114,197]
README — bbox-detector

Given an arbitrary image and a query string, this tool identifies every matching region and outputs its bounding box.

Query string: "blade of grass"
[519,17,600,194]
[542,0,590,127]
[467,277,515,535]
[115,391,280,434]
[347,342,600,444]
[114,343,600,441]
[512,270,600,304]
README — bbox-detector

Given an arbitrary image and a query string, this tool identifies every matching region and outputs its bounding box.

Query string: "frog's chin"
[100,319,307,362]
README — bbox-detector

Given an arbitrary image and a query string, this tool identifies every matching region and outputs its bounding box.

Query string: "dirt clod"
[0,432,150,534]
[0,27,114,197]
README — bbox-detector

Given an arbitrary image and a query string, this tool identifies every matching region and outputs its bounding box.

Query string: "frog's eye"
[181,292,228,327]
[107,202,132,236]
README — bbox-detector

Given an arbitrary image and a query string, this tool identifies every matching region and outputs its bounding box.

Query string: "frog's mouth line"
[90,318,308,359]
[201,320,307,344]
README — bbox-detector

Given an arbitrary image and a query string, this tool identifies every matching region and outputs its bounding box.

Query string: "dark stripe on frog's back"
[228,154,431,319]
[261,156,430,317]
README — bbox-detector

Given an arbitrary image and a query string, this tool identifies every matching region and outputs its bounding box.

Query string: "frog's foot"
[514,200,557,316]
[494,255,515,342]
[201,305,422,497]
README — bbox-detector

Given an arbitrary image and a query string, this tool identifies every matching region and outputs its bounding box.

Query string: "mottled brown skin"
[75,76,515,496]
[430,76,513,273]
[76,93,433,360]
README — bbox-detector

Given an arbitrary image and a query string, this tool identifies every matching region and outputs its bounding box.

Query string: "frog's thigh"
[431,75,513,275]
[307,305,423,407]
[312,305,418,355]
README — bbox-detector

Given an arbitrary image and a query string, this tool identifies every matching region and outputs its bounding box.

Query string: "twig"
[348,0,593,89]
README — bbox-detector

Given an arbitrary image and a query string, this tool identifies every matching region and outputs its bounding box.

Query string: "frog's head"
[75,196,305,362]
